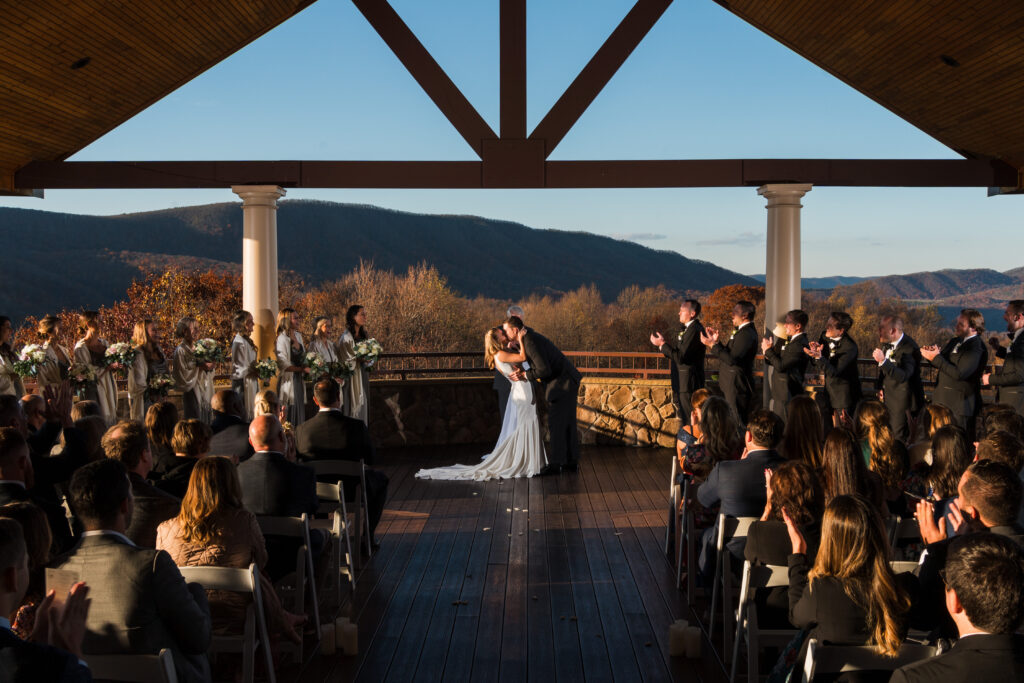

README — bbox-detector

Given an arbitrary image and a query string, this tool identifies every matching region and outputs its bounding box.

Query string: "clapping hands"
[915,498,967,545]
[782,508,807,555]
[700,327,719,347]
[31,582,91,659]
[871,347,886,364]
[804,341,823,360]
[760,336,773,353]
[920,344,940,362]
[649,332,665,348]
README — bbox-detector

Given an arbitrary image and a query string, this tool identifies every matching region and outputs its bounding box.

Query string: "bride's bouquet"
[254,358,278,387]
[13,344,46,378]
[146,373,175,400]
[104,342,137,378]
[68,362,96,393]
[304,351,328,380]
[193,338,227,364]
[353,338,383,370]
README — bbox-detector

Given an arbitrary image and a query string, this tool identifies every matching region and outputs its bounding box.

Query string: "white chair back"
[256,512,322,655]
[802,638,936,682]
[730,561,794,683]
[84,648,176,683]
[709,514,759,663]
[310,458,373,560]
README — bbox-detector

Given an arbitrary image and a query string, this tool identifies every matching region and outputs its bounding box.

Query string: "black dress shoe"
[538,464,561,476]
[563,462,579,473]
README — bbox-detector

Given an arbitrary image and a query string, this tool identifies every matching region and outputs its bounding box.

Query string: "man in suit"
[872,315,925,444]
[892,533,1024,683]
[295,378,387,546]
[493,306,525,420]
[701,300,759,423]
[56,459,212,682]
[983,299,1024,416]
[650,299,706,423]
[208,389,254,461]
[805,311,862,426]
[922,309,988,441]
[761,309,811,424]
[0,426,73,553]
[696,409,785,580]
[504,316,583,476]
[101,420,179,548]
[0,518,92,682]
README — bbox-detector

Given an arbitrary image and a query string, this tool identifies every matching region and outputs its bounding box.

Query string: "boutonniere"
[730,329,737,341]
[952,342,962,355]
[677,330,685,342]
[884,347,895,361]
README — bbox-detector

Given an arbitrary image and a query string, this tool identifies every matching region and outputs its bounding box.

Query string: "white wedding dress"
[416,359,546,480]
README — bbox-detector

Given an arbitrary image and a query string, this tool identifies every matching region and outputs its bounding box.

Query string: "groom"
[503,316,582,475]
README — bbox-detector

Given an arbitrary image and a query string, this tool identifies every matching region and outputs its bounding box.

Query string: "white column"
[758,184,811,330]
[233,185,286,361]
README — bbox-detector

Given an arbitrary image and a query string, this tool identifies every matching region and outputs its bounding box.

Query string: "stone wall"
[577,378,679,448]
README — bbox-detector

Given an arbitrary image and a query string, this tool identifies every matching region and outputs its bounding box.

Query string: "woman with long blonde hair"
[128,319,168,421]
[73,311,118,424]
[172,316,215,424]
[783,494,911,670]
[230,310,259,420]
[37,314,71,391]
[275,308,308,427]
[309,315,339,374]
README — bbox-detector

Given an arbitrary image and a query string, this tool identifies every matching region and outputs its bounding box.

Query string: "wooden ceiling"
[0,0,315,192]
[721,0,1024,173]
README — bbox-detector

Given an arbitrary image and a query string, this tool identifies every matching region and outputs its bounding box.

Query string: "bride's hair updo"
[484,327,504,370]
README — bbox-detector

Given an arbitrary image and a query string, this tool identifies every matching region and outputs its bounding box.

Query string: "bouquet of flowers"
[193,338,227,364]
[68,362,96,392]
[146,373,175,400]
[104,342,138,377]
[327,360,353,381]
[304,351,328,380]
[12,344,46,378]
[254,359,278,387]
[353,338,383,370]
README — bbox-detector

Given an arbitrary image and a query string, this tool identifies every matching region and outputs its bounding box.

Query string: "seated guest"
[208,389,254,462]
[779,395,823,466]
[254,390,298,461]
[144,401,179,477]
[904,425,973,528]
[154,419,211,499]
[892,534,1024,682]
[69,399,101,422]
[56,459,212,682]
[0,502,52,639]
[0,427,72,554]
[675,388,711,469]
[156,456,306,645]
[819,427,887,514]
[856,399,909,513]
[678,395,744,481]
[975,430,1024,472]
[0,518,91,683]
[697,409,785,578]
[784,495,913,676]
[102,420,180,548]
[296,378,387,548]
[20,394,46,433]
[70,415,106,462]
[981,407,1024,444]
[907,404,955,467]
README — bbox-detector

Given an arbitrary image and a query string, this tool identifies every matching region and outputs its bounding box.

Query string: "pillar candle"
[683,625,702,658]
[320,623,335,656]
[668,619,688,657]
[336,617,358,655]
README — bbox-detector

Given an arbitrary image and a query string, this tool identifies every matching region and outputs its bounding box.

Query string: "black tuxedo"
[763,332,810,422]
[891,633,1024,683]
[930,335,987,438]
[660,320,706,421]
[0,626,91,683]
[989,330,1024,415]
[709,323,758,423]
[0,481,73,555]
[876,334,925,443]
[521,328,582,467]
[208,415,254,462]
[815,333,862,412]
[295,409,388,537]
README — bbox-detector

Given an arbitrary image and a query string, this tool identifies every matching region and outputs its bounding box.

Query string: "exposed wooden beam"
[15,158,1017,190]
[352,0,496,157]
[530,0,672,156]
[500,0,527,139]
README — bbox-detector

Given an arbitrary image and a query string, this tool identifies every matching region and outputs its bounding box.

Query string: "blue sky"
[2,0,1020,277]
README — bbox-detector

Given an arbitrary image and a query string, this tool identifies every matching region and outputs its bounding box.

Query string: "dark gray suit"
[660,320,706,422]
[521,328,582,467]
[989,330,1024,415]
[876,334,925,443]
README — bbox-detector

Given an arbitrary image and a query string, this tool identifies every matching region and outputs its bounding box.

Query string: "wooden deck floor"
[289,445,726,683]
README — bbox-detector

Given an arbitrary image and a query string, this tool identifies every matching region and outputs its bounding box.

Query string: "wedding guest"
[72,311,117,426]
[0,427,73,554]
[145,401,179,476]
[779,394,823,466]
[982,406,1024,443]
[872,314,925,444]
[337,304,370,425]
[127,319,168,422]
[676,388,711,470]
[761,309,811,424]
[0,317,24,398]
[275,308,308,428]
[975,430,1024,472]
[172,316,214,424]
[208,389,253,462]
[650,299,706,424]
[0,501,52,639]
[921,309,988,441]
[907,403,954,467]
[818,427,886,514]
[37,315,71,392]
[983,299,1024,417]
[679,394,743,480]
[701,301,758,423]
[904,425,973,530]
[71,415,106,463]
[70,399,100,422]
[309,315,339,376]
[856,398,909,512]
[805,311,862,425]
[154,419,211,499]
[20,395,46,433]
[230,310,259,421]
[254,389,281,419]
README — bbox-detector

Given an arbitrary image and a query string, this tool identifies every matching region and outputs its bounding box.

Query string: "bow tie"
[882,343,893,351]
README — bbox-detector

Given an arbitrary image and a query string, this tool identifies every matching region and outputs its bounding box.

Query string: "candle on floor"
[683,625,702,658]
[668,619,688,657]
[337,617,358,655]
[320,623,335,656]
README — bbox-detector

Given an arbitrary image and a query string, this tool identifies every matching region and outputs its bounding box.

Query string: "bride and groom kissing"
[415,314,582,481]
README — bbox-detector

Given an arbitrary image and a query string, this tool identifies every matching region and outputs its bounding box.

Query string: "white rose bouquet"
[304,351,328,380]
[146,373,175,400]
[68,362,96,391]
[13,344,46,378]
[193,338,227,364]
[327,360,353,380]
[353,338,383,370]
[254,359,278,387]
[104,342,138,378]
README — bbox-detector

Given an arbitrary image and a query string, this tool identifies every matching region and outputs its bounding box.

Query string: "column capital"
[757,183,812,207]
[232,185,286,207]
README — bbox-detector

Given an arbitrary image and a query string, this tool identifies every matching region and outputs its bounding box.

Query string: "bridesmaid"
[0,317,24,397]
[337,304,369,424]
[309,316,339,377]
[37,315,71,392]
[275,308,309,427]
[230,310,259,421]
[73,311,118,425]
[172,316,215,424]
[128,319,168,422]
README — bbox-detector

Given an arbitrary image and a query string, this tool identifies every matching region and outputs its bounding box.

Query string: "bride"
[416,327,546,480]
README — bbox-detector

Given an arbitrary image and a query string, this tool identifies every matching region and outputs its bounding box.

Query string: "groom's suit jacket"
[989,330,1024,414]
[521,328,582,401]
[661,320,706,412]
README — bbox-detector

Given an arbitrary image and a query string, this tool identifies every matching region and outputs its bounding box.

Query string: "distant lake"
[932,306,1005,330]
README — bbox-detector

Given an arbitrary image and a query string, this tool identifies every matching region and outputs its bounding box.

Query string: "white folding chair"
[257,512,322,660]
[177,563,274,683]
[310,459,371,561]
[675,478,700,605]
[890,516,923,560]
[801,638,936,682]
[730,561,795,683]
[85,648,176,683]
[665,455,681,554]
[314,479,358,597]
[708,513,758,664]
[889,560,919,574]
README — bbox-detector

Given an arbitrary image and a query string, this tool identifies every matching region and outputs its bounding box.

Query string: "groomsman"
[871,315,924,443]
[805,311,862,425]
[650,299,705,424]
[493,305,525,418]
[761,309,811,423]
[701,300,758,423]
[983,299,1024,416]
[921,309,988,441]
